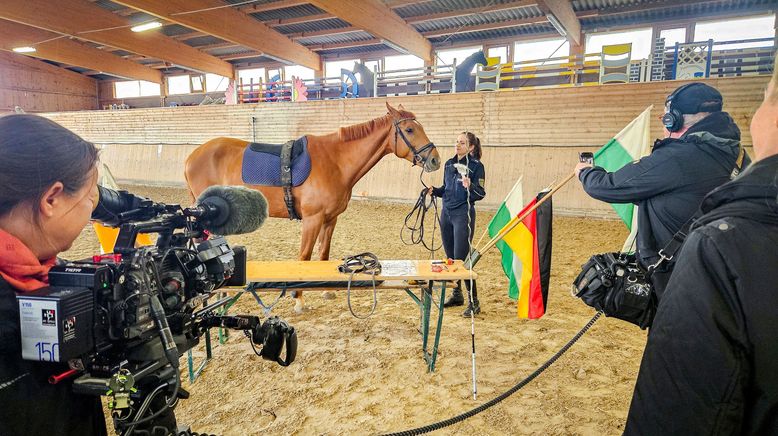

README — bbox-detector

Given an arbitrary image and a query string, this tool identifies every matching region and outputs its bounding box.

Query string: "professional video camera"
[16,185,297,435]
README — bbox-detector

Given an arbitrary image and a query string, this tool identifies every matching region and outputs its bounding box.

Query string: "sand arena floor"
[64,185,646,436]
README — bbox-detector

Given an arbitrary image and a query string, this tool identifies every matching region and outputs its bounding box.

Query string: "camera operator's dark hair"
[0,114,99,220]
[462,131,482,159]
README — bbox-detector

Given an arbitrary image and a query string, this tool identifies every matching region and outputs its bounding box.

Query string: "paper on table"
[379,260,418,277]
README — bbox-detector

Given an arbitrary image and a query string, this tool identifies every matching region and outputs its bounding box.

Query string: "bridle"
[393,117,436,167]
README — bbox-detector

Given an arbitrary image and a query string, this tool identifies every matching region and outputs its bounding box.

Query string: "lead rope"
[383,311,603,436]
[400,171,442,254]
[339,253,381,319]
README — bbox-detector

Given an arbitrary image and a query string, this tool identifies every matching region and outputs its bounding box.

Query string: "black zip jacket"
[625,154,778,435]
[579,111,747,265]
[0,276,107,436]
[431,155,486,212]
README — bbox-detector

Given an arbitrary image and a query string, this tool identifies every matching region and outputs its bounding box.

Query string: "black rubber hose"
[383,311,603,436]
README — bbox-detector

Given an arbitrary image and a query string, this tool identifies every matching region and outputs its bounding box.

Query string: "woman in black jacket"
[428,132,486,316]
[0,115,107,436]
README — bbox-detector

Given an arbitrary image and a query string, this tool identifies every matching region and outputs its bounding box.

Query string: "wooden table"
[189,259,476,377]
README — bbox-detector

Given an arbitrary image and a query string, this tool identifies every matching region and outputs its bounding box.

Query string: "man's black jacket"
[579,111,746,265]
[625,154,778,435]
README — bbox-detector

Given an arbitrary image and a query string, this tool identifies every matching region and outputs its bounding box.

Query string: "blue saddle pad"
[241,137,312,186]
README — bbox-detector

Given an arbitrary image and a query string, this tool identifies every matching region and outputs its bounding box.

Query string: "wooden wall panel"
[0,51,97,113]
[43,76,767,216]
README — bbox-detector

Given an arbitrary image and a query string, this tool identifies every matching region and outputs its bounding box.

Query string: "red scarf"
[0,229,56,292]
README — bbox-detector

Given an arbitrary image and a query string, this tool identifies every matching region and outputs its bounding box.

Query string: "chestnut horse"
[184,103,441,312]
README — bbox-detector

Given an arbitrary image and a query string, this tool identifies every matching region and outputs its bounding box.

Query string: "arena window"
[586,28,653,60]
[514,37,570,63]
[436,46,482,66]
[284,65,315,81]
[325,59,358,79]
[114,80,160,98]
[695,14,775,49]
[167,75,191,95]
[205,74,229,92]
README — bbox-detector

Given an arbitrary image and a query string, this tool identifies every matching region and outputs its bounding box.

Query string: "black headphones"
[662,83,698,132]
[661,82,723,132]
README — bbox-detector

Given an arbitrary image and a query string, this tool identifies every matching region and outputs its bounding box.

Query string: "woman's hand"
[461,177,471,188]
[427,187,434,195]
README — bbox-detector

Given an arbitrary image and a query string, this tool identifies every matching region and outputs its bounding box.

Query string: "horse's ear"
[397,103,405,111]
[386,101,399,117]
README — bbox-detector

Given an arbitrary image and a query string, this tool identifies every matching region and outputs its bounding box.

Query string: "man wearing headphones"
[574,82,747,297]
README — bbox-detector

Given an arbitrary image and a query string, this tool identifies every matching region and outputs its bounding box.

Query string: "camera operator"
[624,65,778,434]
[0,115,107,435]
[574,83,747,298]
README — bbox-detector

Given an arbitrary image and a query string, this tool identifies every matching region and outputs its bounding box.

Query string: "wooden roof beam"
[0,19,163,83]
[384,0,437,7]
[264,13,335,26]
[288,26,362,40]
[307,0,432,61]
[172,31,208,41]
[236,0,309,14]
[0,0,234,78]
[114,0,321,70]
[537,0,582,45]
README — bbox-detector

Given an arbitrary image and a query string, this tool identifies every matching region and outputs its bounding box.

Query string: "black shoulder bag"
[572,145,746,329]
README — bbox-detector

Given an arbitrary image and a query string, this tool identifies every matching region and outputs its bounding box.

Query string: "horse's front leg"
[317,217,338,261]
[293,213,324,313]
[318,217,338,301]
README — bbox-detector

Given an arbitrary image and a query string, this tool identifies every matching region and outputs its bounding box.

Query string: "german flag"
[490,190,552,319]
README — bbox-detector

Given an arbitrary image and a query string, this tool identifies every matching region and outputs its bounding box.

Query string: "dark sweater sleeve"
[0,278,21,356]
[625,230,747,435]
[431,185,445,197]
[469,162,486,201]
[579,151,681,203]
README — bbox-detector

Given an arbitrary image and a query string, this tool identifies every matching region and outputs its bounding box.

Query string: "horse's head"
[386,102,440,172]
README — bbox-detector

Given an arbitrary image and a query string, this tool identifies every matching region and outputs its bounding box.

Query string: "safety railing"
[236,37,776,103]
[375,63,456,96]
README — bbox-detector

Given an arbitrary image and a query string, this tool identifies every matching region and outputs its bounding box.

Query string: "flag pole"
[474,176,525,249]
[465,172,575,269]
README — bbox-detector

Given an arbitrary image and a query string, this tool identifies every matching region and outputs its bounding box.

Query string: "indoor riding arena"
[1,1,775,435]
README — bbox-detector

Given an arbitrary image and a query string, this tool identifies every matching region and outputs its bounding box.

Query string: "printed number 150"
[35,342,59,362]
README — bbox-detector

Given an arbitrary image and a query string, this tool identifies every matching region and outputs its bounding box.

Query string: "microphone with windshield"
[92,185,268,235]
[190,185,268,235]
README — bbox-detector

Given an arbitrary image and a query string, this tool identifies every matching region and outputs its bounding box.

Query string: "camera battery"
[17,287,94,362]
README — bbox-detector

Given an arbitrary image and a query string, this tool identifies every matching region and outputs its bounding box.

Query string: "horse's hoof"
[294,302,306,314]
[322,291,336,300]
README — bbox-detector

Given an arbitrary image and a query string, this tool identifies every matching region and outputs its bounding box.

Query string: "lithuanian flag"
[593,106,653,251]
[488,186,553,319]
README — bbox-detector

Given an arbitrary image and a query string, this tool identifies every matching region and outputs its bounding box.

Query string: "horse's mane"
[337,110,415,141]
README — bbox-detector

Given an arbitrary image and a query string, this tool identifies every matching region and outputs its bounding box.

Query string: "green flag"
[486,177,523,300]
[593,106,653,251]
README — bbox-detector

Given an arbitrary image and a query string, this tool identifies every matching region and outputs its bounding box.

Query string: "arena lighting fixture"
[12,46,36,53]
[547,13,567,38]
[131,21,163,32]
